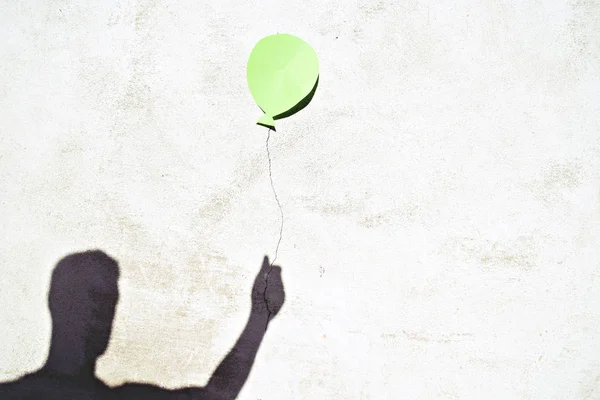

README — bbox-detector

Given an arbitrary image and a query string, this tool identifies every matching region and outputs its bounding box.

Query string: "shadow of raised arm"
[200,256,285,399]
[116,255,285,400]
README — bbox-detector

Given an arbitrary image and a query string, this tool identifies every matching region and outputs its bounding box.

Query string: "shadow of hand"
[251,256,285,319]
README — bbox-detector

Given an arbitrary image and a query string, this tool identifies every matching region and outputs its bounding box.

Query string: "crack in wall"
[263,128,284,330]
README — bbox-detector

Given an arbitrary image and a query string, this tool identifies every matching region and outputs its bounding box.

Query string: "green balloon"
[247,34,319,129]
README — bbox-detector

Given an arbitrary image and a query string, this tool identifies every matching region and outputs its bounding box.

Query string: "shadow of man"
[0,250,285,399]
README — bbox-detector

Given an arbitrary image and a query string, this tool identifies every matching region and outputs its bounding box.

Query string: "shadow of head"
[48,250,120,363]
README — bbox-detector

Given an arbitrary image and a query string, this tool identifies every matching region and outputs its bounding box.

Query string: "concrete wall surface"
[1,1,599,399]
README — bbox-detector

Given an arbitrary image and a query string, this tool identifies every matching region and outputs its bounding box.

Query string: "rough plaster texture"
[1,0,600,399]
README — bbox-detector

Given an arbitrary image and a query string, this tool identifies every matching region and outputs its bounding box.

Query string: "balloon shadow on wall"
[0,250,285,400]
[257,75,320,131]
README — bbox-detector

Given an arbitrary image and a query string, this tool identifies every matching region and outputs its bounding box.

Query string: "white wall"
[1,0,599,398]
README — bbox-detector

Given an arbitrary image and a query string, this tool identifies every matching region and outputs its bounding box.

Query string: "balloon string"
[266,128,284,267]
[263,128,284,327]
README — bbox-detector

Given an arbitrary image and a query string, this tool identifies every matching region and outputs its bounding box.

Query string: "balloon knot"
[257,114,275,129]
